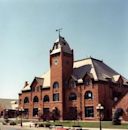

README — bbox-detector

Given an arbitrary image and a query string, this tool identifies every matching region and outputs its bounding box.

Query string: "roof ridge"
[35,77,43,79]
[74,56,103,63]
[90,58,99,80]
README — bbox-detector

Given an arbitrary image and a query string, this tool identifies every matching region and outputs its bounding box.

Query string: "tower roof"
[50,36,72,55]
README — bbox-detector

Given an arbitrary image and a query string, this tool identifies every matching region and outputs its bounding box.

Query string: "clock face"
[54,58,58,65]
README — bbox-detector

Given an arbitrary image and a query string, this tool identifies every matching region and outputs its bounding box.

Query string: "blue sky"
[0,0,128,99]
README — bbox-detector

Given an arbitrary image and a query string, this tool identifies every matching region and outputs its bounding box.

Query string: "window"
[24,109,29,114]
[43,108,50,120]
[24,109,29,118]
[53,82,59,88]
[84,91,93,99]
[43,108,50,114]
[85,106,94,117]
[70,80,76,88]
[84,79,91,86]
[69,92,77,100]
[33,96,39,103]
[54,43,59,49]
[33,108,38,116]
[68,107,77,120]
[43,95,50,102]
[24,97,29,103]
[53,93,59,101]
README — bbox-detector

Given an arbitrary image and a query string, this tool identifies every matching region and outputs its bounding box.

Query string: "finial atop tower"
[50,30,73,55]
[56,28,63,38]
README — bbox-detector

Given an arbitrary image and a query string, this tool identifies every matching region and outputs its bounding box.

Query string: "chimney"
[24,81,29,88]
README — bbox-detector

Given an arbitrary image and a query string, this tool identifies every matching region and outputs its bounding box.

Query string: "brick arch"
[84,91,93,99]
[43,95,50,102]
[53,81,59,88]
[24,97,29,103]
[33,96,39,103]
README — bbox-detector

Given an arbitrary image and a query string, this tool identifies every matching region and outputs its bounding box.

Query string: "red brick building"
[19,36,128,121]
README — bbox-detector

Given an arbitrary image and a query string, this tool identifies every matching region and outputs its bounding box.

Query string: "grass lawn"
[41,121,128,129]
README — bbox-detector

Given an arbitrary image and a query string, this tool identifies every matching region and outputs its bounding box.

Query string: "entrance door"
[68,107,77,120]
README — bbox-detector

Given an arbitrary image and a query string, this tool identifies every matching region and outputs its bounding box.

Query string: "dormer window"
[54,43,59,49]
[84,79,91,86]
[70,79,76,88]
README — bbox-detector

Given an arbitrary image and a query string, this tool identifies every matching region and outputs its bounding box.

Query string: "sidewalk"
[0,125,128,130]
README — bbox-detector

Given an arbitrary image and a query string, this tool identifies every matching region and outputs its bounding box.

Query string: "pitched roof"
[40,70,50,88]
[73,57,98,81]
[22,83,31,91]
[73,65,92,80]
[21,57,128,92]
[73,57,128,85]
[22,71,50,91]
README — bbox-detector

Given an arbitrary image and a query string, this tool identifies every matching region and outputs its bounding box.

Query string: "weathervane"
[56,28,63,37]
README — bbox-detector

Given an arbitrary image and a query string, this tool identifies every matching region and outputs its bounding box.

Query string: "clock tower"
[50,35,73,119]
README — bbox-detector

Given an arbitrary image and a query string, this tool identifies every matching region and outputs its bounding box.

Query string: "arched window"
[84,91,93,99]
[43,95,50,102]
[24,97,29,103]
[69,92,77,100]
[53,82,59,88]
[33,96,39,103]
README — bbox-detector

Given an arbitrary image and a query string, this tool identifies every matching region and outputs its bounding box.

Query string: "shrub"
[45,123,51,127]
[38,123,44,127]
[112,108,124,125]
[55,124,63,127]
[4,118,9,123]
[2,121,7,125]
[10,121,16,125]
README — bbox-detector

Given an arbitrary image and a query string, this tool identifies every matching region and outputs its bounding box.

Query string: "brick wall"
[114,93,128,121]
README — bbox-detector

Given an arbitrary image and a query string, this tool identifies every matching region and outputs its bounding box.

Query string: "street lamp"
[96,103,104,130]
[19,107,24,127]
